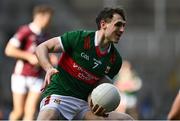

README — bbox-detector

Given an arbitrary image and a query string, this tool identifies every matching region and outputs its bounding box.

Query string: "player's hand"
[41,67,59,92]
[28,54,39,65]
[89,97,109,117]
[49,54,58,66]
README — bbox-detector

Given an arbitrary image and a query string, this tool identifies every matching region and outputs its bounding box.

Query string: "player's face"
[104,14,126,43]
[39,13,52,29]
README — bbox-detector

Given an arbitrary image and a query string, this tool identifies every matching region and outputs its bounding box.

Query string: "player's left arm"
[35,37,63,91]
[35,37,63,71]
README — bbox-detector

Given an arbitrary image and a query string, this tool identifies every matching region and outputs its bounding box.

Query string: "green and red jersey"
[43,30,122,101]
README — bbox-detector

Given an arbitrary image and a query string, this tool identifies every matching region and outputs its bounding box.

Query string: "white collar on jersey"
[29,22,41,35]
[95,31,111,53]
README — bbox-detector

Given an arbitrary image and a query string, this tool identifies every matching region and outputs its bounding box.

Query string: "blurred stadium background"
[0,0,180,119]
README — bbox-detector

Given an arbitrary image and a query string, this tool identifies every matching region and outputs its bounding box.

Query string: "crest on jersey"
[105,66,111,74]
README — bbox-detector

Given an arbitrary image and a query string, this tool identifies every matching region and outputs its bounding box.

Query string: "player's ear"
[100,20,107,30]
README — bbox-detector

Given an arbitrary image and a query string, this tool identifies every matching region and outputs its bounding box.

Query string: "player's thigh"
[24,91,41,112]
[11,74,27,94]
[106,111,134,120]
[12,92,26,111]
[37,108,63,120]
[11,74,27,112]
[27,77,43,93]
[24,77,42,112]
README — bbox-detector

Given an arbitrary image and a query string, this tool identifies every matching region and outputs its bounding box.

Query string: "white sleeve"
[9,37,20,47]
[57,36,65,51]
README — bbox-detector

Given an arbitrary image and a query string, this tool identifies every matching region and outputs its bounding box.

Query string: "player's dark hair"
[96,7,126,30]
[33,5,54,16]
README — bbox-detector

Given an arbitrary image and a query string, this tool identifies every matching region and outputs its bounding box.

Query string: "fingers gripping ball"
[91,83,121,112]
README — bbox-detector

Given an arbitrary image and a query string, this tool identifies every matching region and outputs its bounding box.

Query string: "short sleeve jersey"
[43,30,122,101]
[9,25,48,77]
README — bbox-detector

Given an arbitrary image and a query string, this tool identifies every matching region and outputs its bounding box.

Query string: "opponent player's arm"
[35,37,63,71]
[5,38,38,65]
[168,92,180,120]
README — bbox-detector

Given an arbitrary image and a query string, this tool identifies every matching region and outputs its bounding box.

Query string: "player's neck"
[97,30,110,51]
[32,19,43,31]
[29,22,42,35]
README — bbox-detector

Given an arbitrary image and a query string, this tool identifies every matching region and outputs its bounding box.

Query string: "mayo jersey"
[43,30,122,101]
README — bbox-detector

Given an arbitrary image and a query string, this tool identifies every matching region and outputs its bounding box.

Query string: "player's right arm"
[35,37,63,91]
[5,26,39,65]
[5,38,38,65]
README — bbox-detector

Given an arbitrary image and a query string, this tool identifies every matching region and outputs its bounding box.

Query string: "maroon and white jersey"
[9,23,48,77]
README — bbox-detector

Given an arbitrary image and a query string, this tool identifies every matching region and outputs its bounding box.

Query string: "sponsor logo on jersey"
[73,63,99,81]
[81,52,89,61]
[59,53,101,84]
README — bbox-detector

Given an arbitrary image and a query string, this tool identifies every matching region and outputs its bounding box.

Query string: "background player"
[167,90,180,120]
[115,60,142,119]
[5,5,56,120]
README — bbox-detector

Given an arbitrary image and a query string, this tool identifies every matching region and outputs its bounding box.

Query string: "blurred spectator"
[4,5,57,120]
[167,90,180,120]
[114,60,142,119]
[0,104,3,120]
